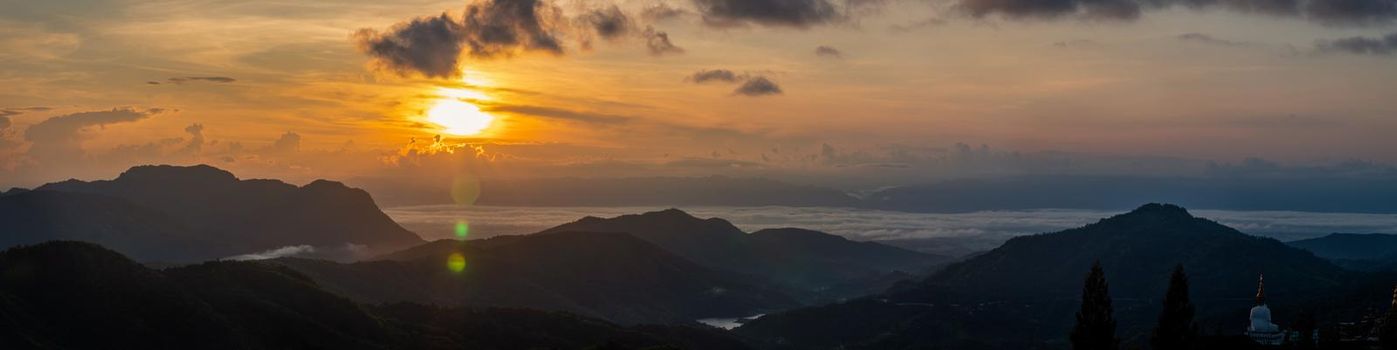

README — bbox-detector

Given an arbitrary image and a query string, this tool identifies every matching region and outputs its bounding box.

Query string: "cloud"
[481,103,632,124]
[687,69,743,83]
[24,108,164,161]
[642,3,691,21]
[353,0,566,78]
[580,5,634,40]
[734,76,784,96]
[686,69,784,97]
[815,45,843,58]
[148,75,237,84]
[952,0,1397,24]
[1316,32,1397,55]
[0,116,9,131]
[263,131,301,154]
[1177,32,1248,46]
[643,26,685,55]
[692,0,843,27]
[180,123,205,155]
[223,245,315,261]
[0,106,51,118]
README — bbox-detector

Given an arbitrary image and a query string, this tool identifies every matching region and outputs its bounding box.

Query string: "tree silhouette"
[1150,264,1196,350]
[1382,285,1397,350]
[1071,261,1119,350]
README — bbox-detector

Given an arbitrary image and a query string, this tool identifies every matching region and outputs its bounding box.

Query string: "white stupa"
[1246,274,1285,345]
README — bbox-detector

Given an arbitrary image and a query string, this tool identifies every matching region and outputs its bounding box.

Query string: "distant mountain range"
[738,204,1357,349]
[2,165,423,262]
[354,174,1397,213]
[271,231,797,325]
[540,209,945,301]
[0,241,750,350]
[1289,233,1397,271]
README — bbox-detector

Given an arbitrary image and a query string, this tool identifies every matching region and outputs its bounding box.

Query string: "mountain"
[0,241,753,349]
[903,203,1345,301]
[539,209,945,301]
[272,231,798,325]
[1289,233,1397,270]
[6,164,423,261]
[737,204,1351,349]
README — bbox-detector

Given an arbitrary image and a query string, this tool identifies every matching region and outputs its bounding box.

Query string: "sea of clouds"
[385,205,1397,255]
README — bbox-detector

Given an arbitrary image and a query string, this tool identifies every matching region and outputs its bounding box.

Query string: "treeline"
[1070,262,1397,350]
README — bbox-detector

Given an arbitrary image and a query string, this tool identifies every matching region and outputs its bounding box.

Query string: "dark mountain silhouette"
[272,231,798,325]
[0,190,225,262]
[539,209,944,301]
[5,164,423,262]
[737,204,1350,349]
[1289,233,1397,270]
[0,241,753,349]
[898,203,1344,301]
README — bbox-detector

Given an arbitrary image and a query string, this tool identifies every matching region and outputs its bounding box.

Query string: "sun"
[426,98,495,136]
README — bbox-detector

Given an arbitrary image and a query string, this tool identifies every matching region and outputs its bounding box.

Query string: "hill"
[273,231,798,325]
[738,204,1351,349]
[6,164,423,261]
[0,241,753,349]
[540,209,944,301]
[1289,233,1397,270]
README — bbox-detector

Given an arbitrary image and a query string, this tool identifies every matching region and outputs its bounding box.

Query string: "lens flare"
[447,253,466,273]
[450,176,481,206]
[454,220,470,239]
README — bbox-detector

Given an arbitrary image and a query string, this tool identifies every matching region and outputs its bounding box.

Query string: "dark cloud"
[168,76,237,84]
[24,108,164,161]
[581,5,634,39]
[1306,0,1397,25]
[353,14,468,78]
[687,69,743,83]
[954,0,1397,24]
[815,45,843,58]
[692,0,843,27]
[1177,32,1247,46]
[959,0,1141,20]
[354,0,566,78]
[643,26,685,55]
[0,116,9,132]
[1316,32,1397,55]
[734,76,784,96]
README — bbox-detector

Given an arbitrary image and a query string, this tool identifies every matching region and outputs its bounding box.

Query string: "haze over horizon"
[2,0,1395,196]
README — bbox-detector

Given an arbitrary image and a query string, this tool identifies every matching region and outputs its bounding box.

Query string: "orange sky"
[1,0,1395,189]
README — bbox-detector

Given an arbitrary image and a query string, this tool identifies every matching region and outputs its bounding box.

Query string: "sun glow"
[426,98,495,136]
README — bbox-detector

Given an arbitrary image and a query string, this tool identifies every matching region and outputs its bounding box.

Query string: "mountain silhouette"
[540,209,944,301]
[4,164,423,262]
[898,203,1344,301]
[272,231,798,325]
[1290,233,1397,270]
[0,241,753,349]
[738,204,1351,349]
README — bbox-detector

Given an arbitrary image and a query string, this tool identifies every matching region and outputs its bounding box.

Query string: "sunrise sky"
[2,0,1395,190]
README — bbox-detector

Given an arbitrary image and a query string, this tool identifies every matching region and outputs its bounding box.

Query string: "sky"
[1,0,1395,192]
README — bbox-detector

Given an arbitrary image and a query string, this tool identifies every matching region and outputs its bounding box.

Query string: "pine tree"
[1071,261,1119,350]
[1381,285,1397,350]
[1150,264,1197,350]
